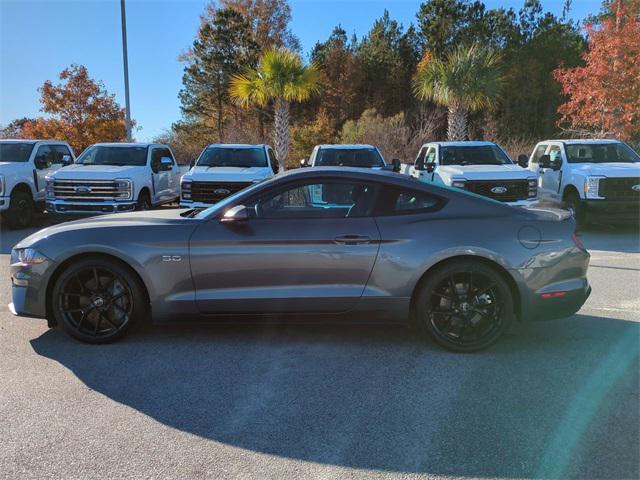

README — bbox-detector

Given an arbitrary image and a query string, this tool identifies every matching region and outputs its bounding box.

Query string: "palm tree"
[413,45,503,141]
[229,48,320,170]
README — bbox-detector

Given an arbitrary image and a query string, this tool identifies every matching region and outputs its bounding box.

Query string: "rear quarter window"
[375,186,444,215]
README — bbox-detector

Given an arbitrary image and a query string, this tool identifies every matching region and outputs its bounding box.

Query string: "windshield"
[440,145,513,166]
[0,142,35,162]
[76,145,148,166]
[197,147,267,168]
[315,148,385,168]
[565,143,639,163]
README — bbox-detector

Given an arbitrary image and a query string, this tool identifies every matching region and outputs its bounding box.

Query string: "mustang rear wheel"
[414,260,513,352]
[52,257,146,343]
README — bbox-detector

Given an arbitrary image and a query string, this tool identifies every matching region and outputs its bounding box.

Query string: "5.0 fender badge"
[162,256,182,262]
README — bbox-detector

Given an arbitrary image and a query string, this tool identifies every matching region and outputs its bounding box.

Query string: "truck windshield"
[565,143,640,163]
[198,147,267,168]
[0,142,35,162]
[76,145,148,166]
[440,145,512,166]
[315,148,385,168]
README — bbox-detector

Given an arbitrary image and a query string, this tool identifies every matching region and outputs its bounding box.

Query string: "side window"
[548,145,562,163]
[253,181,377,219]
[425,147,437,164]
[531,144,547,164]
[51,145,73,164]
[376,186,443,215]
[33,145,53,168]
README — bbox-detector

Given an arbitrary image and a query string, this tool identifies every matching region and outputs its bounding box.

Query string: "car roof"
[92,142,158,148]
[541,139,622,145]
[204,144,268,148]
[424,141,497,147]
[0,139,67,145]
[316,144,378,150]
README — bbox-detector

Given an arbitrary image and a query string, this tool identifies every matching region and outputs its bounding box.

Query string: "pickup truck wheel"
[564,191,588,227]
[413,260,513,352]
[2,191,34,229]
[52,258,146,343]
[136,192,151,211]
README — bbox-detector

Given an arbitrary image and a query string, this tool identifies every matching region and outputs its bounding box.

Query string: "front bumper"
[46,200,136,215]
[10,259,54,319]
[584,199,640,223]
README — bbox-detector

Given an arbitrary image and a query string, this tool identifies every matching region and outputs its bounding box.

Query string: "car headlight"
[181,180,192,200]
[114,178,133,200]
[584,176,604,199]
[528,178,538,198]
[11,247,49,266]
[45,178,54,199]
[451,179,466,189]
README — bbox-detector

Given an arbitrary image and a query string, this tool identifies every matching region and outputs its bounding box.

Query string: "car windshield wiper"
[180,208,203,218]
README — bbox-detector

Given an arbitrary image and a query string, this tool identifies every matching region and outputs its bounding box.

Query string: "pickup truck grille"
[599,177,640,200]
[190,181,253,203]
[52,180,127,201]
[463,180,529,202]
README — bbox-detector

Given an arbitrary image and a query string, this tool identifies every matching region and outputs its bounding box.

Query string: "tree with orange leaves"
[554,0,640,143]
[21,64,131,153]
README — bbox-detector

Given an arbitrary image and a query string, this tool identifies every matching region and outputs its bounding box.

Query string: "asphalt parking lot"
[0,215,638,480]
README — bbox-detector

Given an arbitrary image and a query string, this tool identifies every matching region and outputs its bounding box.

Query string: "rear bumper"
[522,278,591,322]
[46,200,136,215]
[584,199,639,223]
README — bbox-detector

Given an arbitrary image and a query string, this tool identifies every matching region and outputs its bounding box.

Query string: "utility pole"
[120,0,132,142]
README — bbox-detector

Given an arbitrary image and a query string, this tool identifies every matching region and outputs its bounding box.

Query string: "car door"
[539,144,563,201]
[32,144,62,200]
[150,147,170,203]
[189,178,381,314]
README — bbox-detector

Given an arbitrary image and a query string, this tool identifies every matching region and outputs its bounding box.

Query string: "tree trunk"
[447,104,468,141]
[273,98,290,171]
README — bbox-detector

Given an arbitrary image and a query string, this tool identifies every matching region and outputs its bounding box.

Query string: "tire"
[2,191,34,229]
[413,259,514,352]
[51,256,147,344]
[564,191,588,228]
[136,191,151,211]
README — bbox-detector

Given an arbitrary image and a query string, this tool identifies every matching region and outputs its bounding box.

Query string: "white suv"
[524,139,640,225]
[0,139,75,228]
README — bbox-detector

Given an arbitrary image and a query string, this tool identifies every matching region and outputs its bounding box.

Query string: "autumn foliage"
[21,65,130,153]
[554,1,640,143]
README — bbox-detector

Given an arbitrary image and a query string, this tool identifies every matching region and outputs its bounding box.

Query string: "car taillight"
[572,232,586,251]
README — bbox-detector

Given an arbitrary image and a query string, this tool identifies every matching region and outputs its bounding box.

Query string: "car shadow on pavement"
[30,314,639,479]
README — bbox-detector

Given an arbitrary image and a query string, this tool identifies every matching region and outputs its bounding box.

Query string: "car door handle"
[334,234,371,245]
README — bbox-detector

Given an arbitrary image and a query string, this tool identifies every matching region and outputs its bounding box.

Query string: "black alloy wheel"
[414,260,513,352]
[52,258,145,343]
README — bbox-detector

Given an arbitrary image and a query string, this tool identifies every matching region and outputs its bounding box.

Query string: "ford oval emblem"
[75,185,92,193]
[491,186,508,194]
[213,188,231,196]
[632,184,640,192]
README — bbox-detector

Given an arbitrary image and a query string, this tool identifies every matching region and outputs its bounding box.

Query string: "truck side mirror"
[551,157,562,171]
[415,158,425,171]
[300,158,308,168]
[517,154,529,168]
[160,157,173,171]
[61,154,73,165]
[539,154,551,168]
[391,158,401,173]
[426,163,436,173]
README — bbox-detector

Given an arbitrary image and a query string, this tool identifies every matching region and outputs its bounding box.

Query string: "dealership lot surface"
[0,217,638,480]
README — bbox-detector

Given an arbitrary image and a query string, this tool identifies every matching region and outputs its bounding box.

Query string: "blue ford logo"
[632,184,640,192]
[214,188,231,196]
[491,186,508,194]
[75,185,92,193]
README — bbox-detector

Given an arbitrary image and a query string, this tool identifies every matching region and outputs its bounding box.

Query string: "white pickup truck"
[180,144,280,208]
[0,139,75,228]
[522,139,640,225]
[408,141,537,206]
[303,144,401,172]
[46,143,186,215]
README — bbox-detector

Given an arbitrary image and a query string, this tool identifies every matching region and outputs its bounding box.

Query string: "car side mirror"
[391,158,401,173]
[426,163,436,173]
[61,154,73,165]
[539,154,551,168]
[300,158,308,168]
[220,204,249,223]
[160,156,173,170]
[189,158,196,168]
[415,159,425,171]
[517,154,529,168]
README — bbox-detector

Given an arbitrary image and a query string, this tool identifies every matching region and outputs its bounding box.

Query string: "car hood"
[15,209,196,250]
[51,164,145,179]
[184,166,272,183]
[568,162,640,177]
[439,164,535,180]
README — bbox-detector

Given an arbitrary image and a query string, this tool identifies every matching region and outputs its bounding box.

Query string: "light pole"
[120,0,132,142]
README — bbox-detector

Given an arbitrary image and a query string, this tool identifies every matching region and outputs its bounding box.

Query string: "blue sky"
[0,0,602,141]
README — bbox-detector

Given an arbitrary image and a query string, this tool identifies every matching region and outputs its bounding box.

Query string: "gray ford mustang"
[10,167,591,352]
